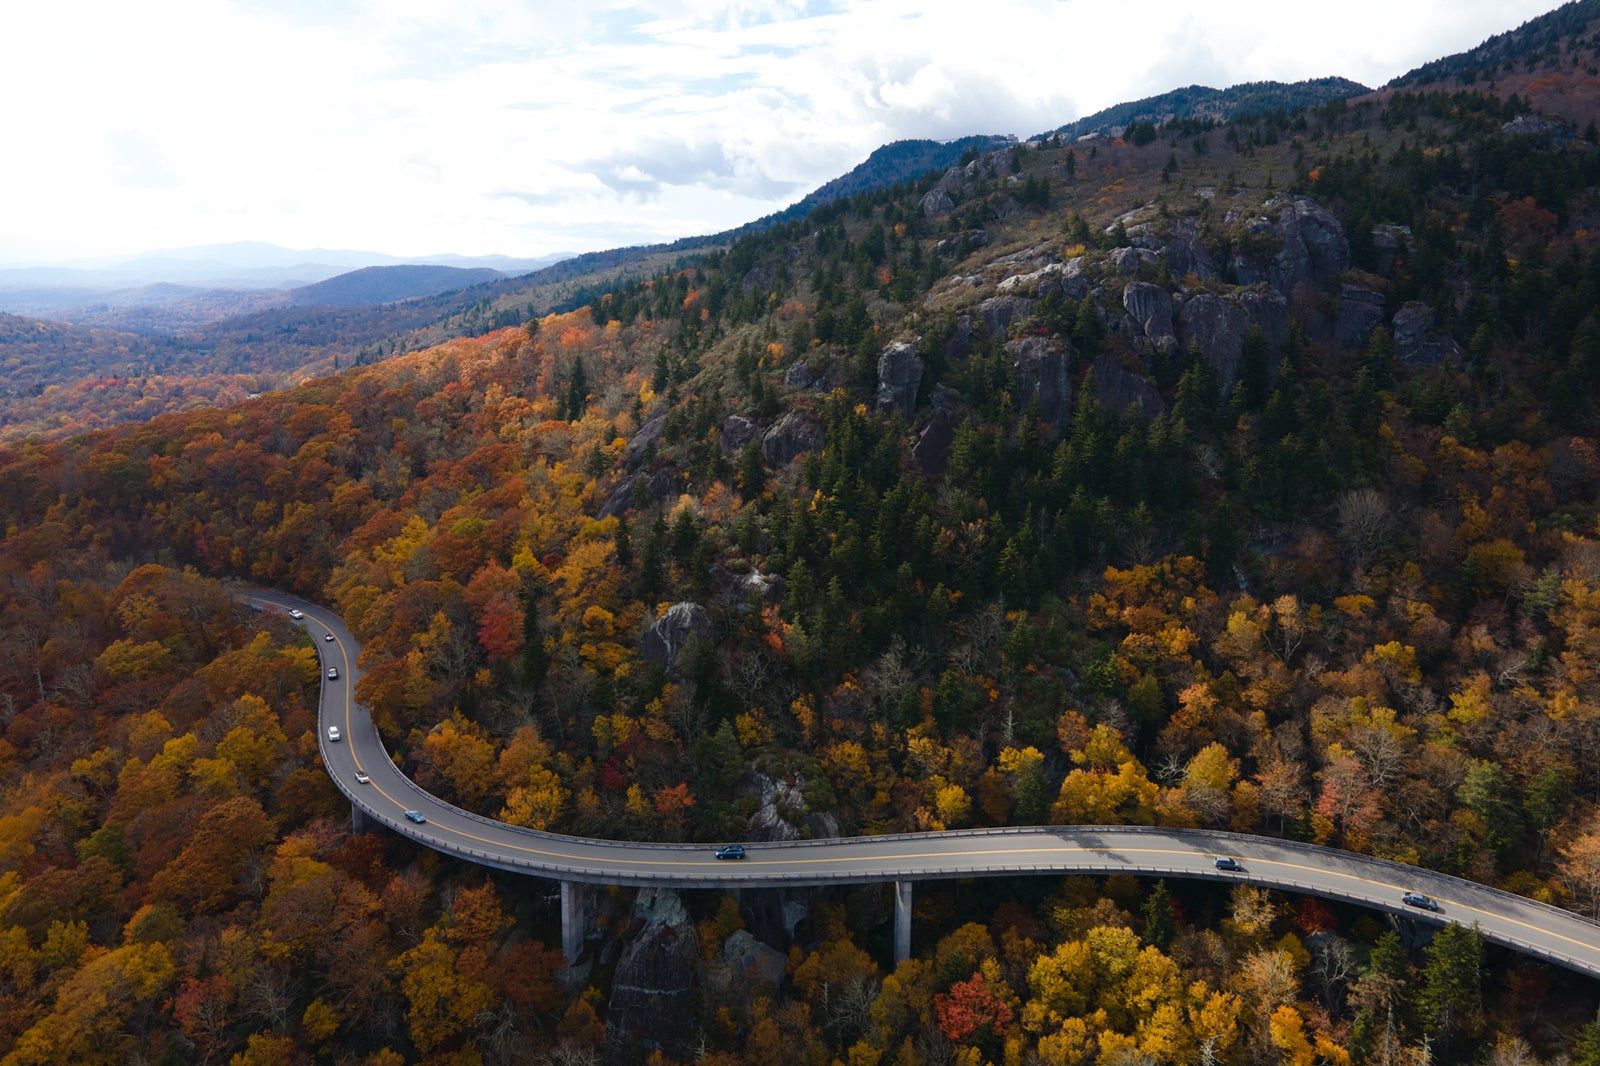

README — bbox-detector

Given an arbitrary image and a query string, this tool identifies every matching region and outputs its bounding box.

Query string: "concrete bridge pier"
[561,882,587,965]
[893,880,913,965]
[351,804,371,834]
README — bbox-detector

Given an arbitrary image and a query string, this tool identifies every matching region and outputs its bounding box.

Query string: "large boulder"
[1091,354,1165,419]
[1236,289,1291,349]
[604,889,698,1066]
[1007,335,1072,427]
[1177,293,1252,386]
[975,295,1036,337]
[1372,224,1412,275]
[1228,196,1348,296]
[599,468,682,519]
[1336,286,1387,350]
[621,413,667,469]
[875,340,924,418]
[1122,281,1177,355]
[721,415,758,454]
[912,387,963,475]
[1161,217,1217,281]
[920,187,955,218]
[762,411,824,466]
[1392,303,1462,366]
[640,603,712,675]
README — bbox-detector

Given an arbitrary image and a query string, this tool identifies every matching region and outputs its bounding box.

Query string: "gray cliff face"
[1227,196,1349,295]
[639,603,713,675]
[599,468,682,519]
[1176,289,1289,389]
[762,411,824,466]
[875,340,924,418]
[1392,302,1463,366]
[604,889,699,1066]
[1161,217,1217,281]
[722,415,758,454]
[1006,335,1072,426]
[913,387,964,475]
[1336,286,1387,350]
[1091,354,1164,419]
[621,413,667,469]
[1122,281,1177,356]
[975,295,1037,337]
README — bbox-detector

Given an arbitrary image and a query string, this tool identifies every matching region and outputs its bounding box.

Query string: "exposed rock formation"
[1228,196,1348,295]
[762,411,824,466]
[1006,335,1071,426]
[1371,224,1412,275]
[913,387,963,475]
[1176,290,1288,389]
[1336,286,1386,350]
[599,468,682,519]
[1160,217,1217,280]
[975,295,1036,337]
[1392,302,1463,366]
[621,413,667,469]
[875,340,924,418]
[604,889,698,1066]
[640,603,712,675]
[1122,281,1177,356]
[1091,355,1165,419]
[721,415,758,454]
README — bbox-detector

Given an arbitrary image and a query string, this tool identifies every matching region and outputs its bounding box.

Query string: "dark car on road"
[1402,892,1439,911]
[715,844,746,860]
[1214,857,1242,871]
[404,810,426,824]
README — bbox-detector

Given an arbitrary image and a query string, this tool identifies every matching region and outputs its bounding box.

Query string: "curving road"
[244,588,1600,978]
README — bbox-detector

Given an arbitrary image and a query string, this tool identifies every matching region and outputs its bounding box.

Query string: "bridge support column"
[893,880,913,965]
[561,882,586,965]
[351,803,371,835]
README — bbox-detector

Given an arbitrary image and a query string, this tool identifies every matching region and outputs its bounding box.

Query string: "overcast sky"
[0,0,1567,265]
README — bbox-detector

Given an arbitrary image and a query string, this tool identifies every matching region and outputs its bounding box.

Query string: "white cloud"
[0,0,1571,265]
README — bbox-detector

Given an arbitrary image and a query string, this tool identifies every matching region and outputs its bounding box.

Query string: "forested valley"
[7,7,1600,1062]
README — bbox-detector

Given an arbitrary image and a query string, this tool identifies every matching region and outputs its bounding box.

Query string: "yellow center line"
[247,592,1600,962]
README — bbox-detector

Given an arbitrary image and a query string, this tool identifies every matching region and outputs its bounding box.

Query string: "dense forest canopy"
[7,9,1600,1061]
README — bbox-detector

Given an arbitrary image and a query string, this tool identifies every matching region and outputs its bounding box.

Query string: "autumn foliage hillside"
[9,40,1600,1061]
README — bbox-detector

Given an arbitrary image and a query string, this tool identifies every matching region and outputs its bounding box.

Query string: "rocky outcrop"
[1123,281,1177,355]
[1228,196,1348,295]
[640,603,712,675]
[705,928,788,1002]
[920,188,955,217]
[1007,335,1071,426]
[621,413,667,469]
[784,360,826,390]
[1236,289,1291,349]
[1372,225,1412,275]
[875,340,924,418]
[744,768,838,842]
[933,229,988,256]
[604,889,698,1066]
[913,387,963,475]
[1106,246,1158,274]
[1336,286,1386,350]
[599,468,682,519]
[762,411,824,466]
[722,415,758,454]
[1392,303,1462,366]
[1091,354,1164,419]
[943,314,974,362]
[1161,218,1217,281]
[975,295,1037,338]
[1177,293,1250,385]
[1176,290,1288,389]
[710,564,785,609]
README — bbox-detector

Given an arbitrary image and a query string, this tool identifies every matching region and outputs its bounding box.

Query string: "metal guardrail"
[252,588,1600,979]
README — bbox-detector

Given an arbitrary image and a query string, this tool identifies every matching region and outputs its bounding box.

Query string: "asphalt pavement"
[239,587,1600,978]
